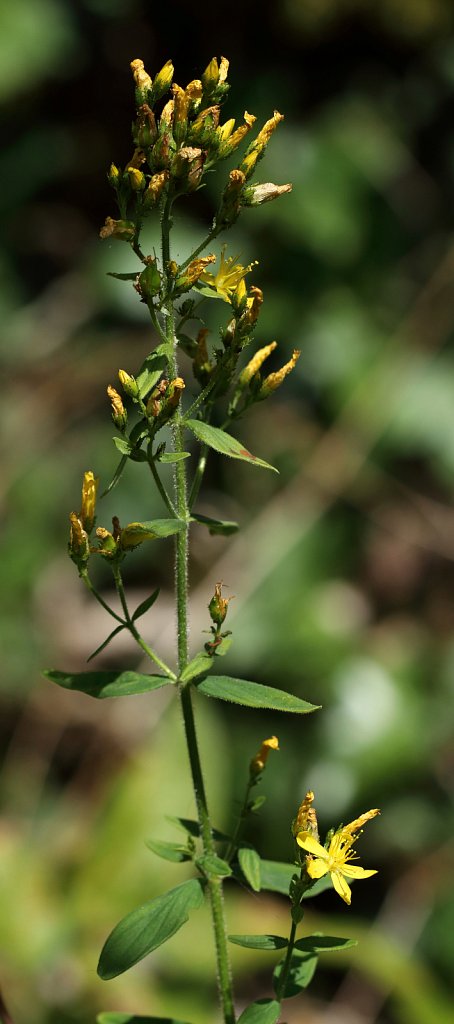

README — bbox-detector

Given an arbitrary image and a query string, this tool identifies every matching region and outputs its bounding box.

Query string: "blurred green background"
[1,1,454,1022]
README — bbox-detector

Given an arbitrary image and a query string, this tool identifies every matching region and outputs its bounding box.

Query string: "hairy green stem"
[275,918,298,1001]
[160,193,236,1024]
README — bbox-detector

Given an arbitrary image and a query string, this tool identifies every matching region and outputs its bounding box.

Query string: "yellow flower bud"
[293,791,319,839]
[242,182,292,206]
[255,110,284,149]
[143,170,169,209]
[165,377,185,411]
[69,512,89,563]
[160,98,174,127]
[217,118,235,144]
[127,166,146,191]
[185,79,203,103]
[107,163,120,187]
[95,526,118,557]
[80,471,98,533]
[151,59,174,102]
[172,83,189,123]
[218,56,229,84]
[107,385,127,430]
[244,285,263,326]
[260,349,300,396]
[239,341,277,387]
[219,112,256,157]
[250,735,279,777]
[176,253,216,290]
[130,58,152,97]
[201,57,219,93]
[341,808,380,836]
[120,522,155,549]
[118,369,139,398]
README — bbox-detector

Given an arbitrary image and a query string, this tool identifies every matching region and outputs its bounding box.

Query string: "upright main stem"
[160,197,236,1024]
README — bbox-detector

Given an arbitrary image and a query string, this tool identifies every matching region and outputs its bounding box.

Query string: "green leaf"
[229,934,288,950]
[186,420,278,472]
[191,512,239,536]
[97,878,205,980]
[106,271,139,281]
[146,839,192,863]
[98,1014,192,1023]
[237,999,281,1024]
[196,853,232,878]
[273,952,318,998]
[113,436,133,455]
[192,284,228,301]
[132,519,187,539]
[167,817,231,842]
[195,675,320,714]
[158,451,191,463]
[132,588,160,621]
[249,795,266,813]
[87,624,125,662]
[101,455,128,497]
[136,347,168,399]
[295,934,357,954]
[238,846,261,892]
[180,651,214,683]
[258,861,333,898]
[43,670,172,699]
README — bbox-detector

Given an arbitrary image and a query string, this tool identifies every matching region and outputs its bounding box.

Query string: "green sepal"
[132,588,160,621]
[97,1016,193,1023]
[237,999,281,1024]
[196,853,232,878]
[238,846,261,892]
[295,934,358,954]
[273,951,318,998]
[185,419,278,472]
[97,878,205,980]
[145,839,192,863]
[228,934,288,951]
[191,512,239,535]
[43,670,172,699]
[195,675,320,714]
[166,817,231,842]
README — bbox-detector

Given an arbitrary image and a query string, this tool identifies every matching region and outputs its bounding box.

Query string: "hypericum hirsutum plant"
[44,55,379,1024]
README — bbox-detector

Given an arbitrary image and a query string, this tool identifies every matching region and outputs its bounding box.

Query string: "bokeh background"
[1,1,454,1022]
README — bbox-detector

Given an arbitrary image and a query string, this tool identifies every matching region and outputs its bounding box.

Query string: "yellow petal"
[296,833,327,859]
[342,865,377,880]
[331,871,352,905]
[306,858,329,880]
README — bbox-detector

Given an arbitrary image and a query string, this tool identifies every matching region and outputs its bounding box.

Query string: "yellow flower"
[297,808,379,905]
[200,247,257,303]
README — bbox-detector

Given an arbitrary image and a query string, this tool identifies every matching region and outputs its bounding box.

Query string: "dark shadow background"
[1,1,454,1022]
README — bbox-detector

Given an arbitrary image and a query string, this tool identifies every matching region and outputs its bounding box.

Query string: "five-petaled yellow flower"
[200,247,257,303]
[297,807,380,906]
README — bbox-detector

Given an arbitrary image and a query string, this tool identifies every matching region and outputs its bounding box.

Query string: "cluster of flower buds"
[68,471,99,568]
[233,344,301,410]
[99,55,291,247]
[93,516,162,559]
[145,376,185,429]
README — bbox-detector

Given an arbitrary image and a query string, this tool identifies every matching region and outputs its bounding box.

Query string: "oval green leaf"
[238,846,261,892]
[191,512,239,536]
[127,519,186,539]
[273,952,318,997]
[186,420,278,472]
[258,860,333,897]
[295,934,357,954]
[195,675,320,714]
[43,670,173,699]
[145,839,192,863]
[196,853,232,878]
[97,878,205,980]
[237,999,281,1024]
[229,934,288,950]
[180,651,214,683]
